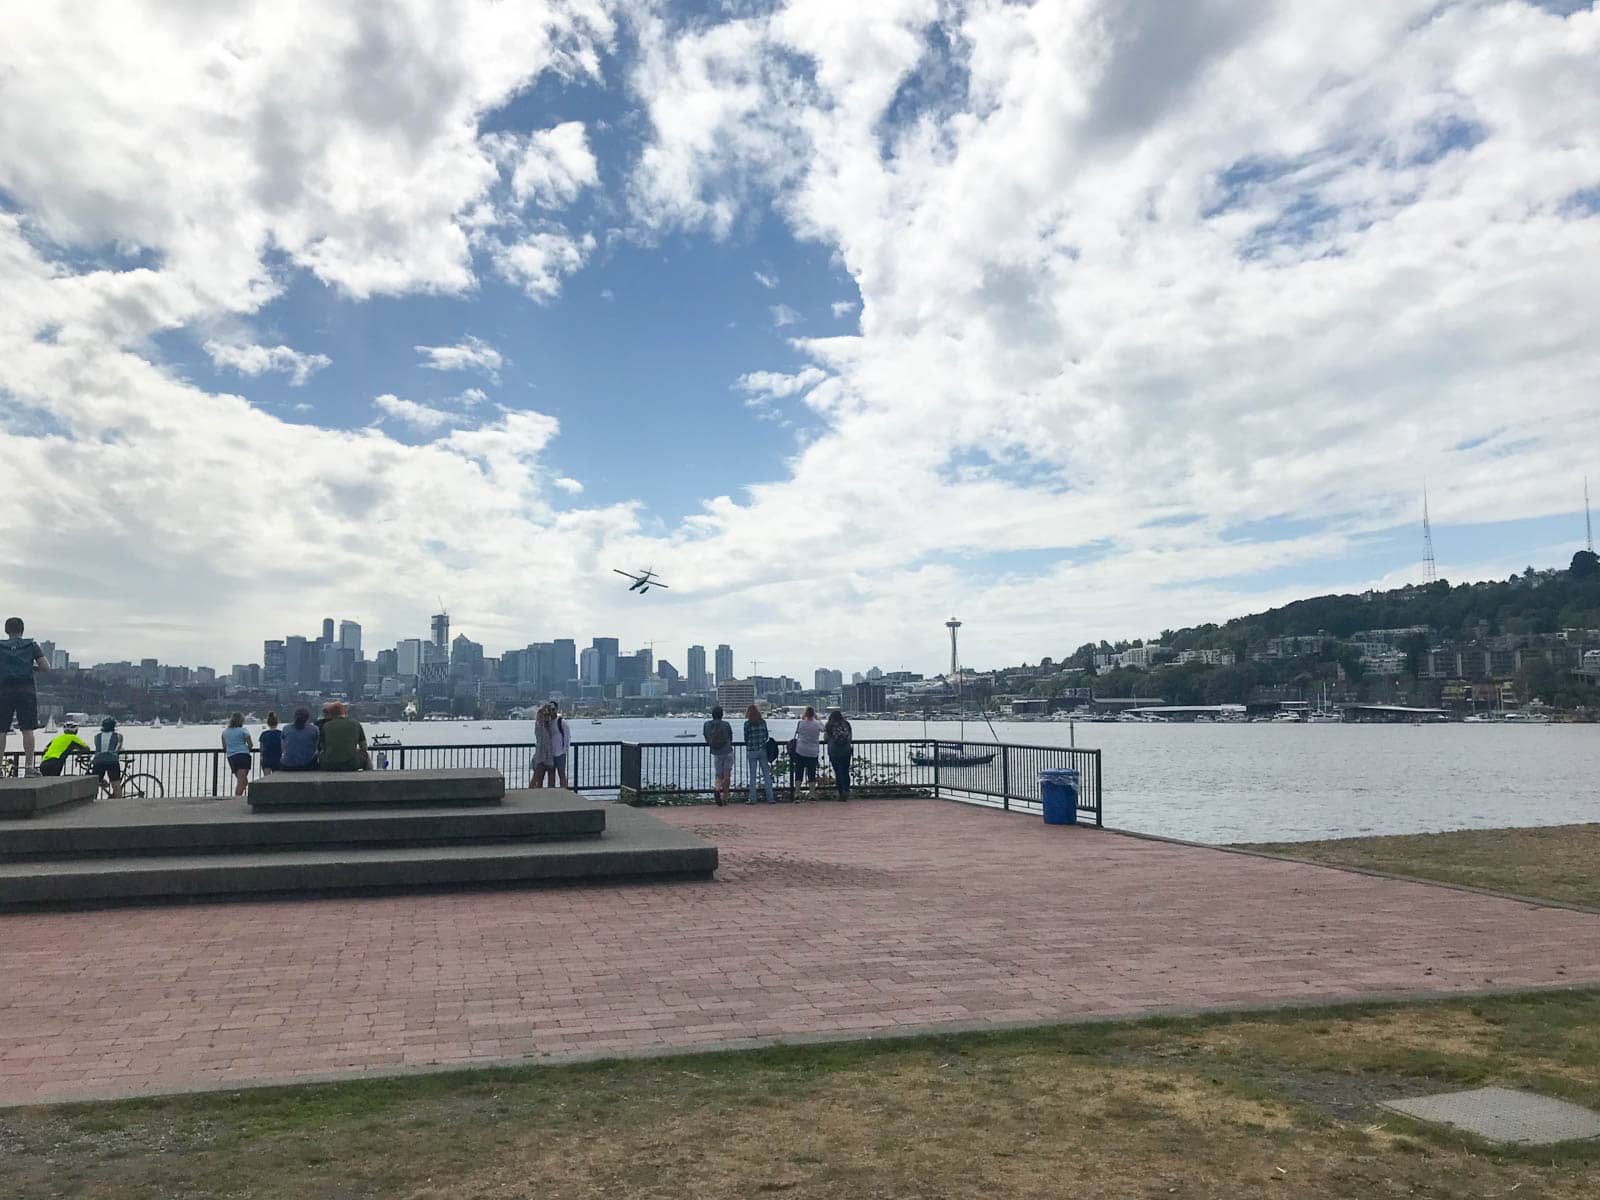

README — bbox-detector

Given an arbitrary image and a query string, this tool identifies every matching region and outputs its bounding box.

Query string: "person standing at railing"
[532,701,571,789]
[38,722,89,777]
[702,704,734,806]
[823,708,853,802]
[791,705,823,801]
[220,712,254,796]
[742,704,775,804]
[91,718,125,798]
[0,616,50,777]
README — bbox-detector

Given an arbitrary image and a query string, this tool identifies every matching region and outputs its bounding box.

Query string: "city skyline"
[3,3,1597,674]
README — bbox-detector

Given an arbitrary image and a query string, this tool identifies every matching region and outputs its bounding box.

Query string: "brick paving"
[2,799,1599,1105]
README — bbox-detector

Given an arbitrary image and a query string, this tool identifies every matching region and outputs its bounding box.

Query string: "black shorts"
[0,682,39,733]
[793,753,819,782]
[93,760,123,783]
[39,757,65,776]
[228,753,252,772]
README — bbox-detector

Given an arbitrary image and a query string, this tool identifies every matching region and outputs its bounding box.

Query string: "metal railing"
[620,739,1102,825]
[3,739,1102,823]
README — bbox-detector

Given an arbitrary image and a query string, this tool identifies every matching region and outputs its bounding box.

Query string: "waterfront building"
[717,678,756,710]
[579,646,600,685]
[339,620,361,654]
[686,644,707,691]
[714,644,733,684]
[450,634,484,682]
[430,612,450,650]
[814,668,843,691]
[841,681,887,713]
[321,618,335,646]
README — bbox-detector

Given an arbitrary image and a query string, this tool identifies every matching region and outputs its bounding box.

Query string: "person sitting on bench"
[316,701,369,772]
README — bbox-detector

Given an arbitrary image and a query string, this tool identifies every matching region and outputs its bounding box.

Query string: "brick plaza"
[2,799,1598,1105]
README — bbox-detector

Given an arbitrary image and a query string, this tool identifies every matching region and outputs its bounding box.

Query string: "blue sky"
[1,1,1598,673]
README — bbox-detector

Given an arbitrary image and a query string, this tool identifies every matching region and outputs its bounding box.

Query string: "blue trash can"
[1039,768,1080,825]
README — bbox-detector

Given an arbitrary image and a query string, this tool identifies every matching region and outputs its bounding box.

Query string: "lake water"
[100,717,1598,844]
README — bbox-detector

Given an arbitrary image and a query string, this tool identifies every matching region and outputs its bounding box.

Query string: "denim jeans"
[747,752,775,803]
[828,748,852,798]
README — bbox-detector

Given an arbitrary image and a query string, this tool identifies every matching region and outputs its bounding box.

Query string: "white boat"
[1270,711,1303,723]
[1306,710,1343,723]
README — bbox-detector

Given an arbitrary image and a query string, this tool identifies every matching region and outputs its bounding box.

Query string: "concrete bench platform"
[0,804,716,906]
[0,777,97,819]
[248,768,504,811]
[0,790,602,861]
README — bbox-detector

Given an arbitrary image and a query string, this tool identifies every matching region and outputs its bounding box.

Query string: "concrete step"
[0,805,715,907]
[0,791,602,861]
[0,777,97,819]
[247,768,505,810]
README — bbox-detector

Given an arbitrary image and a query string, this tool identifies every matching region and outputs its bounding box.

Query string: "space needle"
[945,617,962,684]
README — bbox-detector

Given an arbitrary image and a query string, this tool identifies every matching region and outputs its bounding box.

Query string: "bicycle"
[72,752,166,799]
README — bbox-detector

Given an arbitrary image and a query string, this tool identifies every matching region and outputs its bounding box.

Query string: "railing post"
[932,750,940,799]
[1001,746,1010,811]
[209,751,219,797]
[620,742,642,803]
[1094,748,1103,827]
[571,743,581,791]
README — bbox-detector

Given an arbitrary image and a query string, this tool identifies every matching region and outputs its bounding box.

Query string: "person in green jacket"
[316,701,369,771]
[39,723,90,777]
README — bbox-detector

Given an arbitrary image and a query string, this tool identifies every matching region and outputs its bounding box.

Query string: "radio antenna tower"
[1586,475,1594,554]
[1421,486,1437,583]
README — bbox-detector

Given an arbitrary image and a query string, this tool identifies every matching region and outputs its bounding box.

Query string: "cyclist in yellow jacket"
[39,723,90,777]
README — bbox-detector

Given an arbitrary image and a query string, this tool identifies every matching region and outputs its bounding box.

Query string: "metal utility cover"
[1382,1087,1600,1145]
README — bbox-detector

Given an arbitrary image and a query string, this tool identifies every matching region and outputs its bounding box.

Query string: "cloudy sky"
[2,0,1598,677]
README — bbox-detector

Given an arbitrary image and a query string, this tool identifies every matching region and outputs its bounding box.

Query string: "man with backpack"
[702,704,734,806]
[1,617,50,777]
[823,708,854,801]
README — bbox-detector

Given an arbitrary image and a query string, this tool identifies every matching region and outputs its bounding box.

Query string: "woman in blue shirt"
[220,712,254,796]
[742,704,775,804]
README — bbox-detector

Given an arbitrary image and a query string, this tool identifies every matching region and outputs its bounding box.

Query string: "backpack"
[0,638,38,683]
[765,736,780,763]
[706,721,732,753]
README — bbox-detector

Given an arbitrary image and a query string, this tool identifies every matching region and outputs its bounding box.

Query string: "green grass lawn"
[1238,823,1600,909]
[4,989,1599,1199]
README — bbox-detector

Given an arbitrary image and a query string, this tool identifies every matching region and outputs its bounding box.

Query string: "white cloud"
[553,476,585,494]
[0,2,615,309]
[830,299,856,318]
[618,0,1600,672]
[204,340,331,386]
[414,336,504,382]
[737,366,826,400]
[754,270,778,288]
[372,393,455,432]
[490,230,596,301]
[451,387,489,408]
[769,303,801,327]
[485,121,600,209]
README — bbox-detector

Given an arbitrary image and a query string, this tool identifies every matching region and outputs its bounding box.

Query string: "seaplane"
[614,567,669,594]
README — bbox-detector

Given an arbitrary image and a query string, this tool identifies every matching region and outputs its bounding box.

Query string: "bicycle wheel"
[120,773,165,799]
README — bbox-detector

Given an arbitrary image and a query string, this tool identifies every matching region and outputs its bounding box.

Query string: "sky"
[1,0,1598,678]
